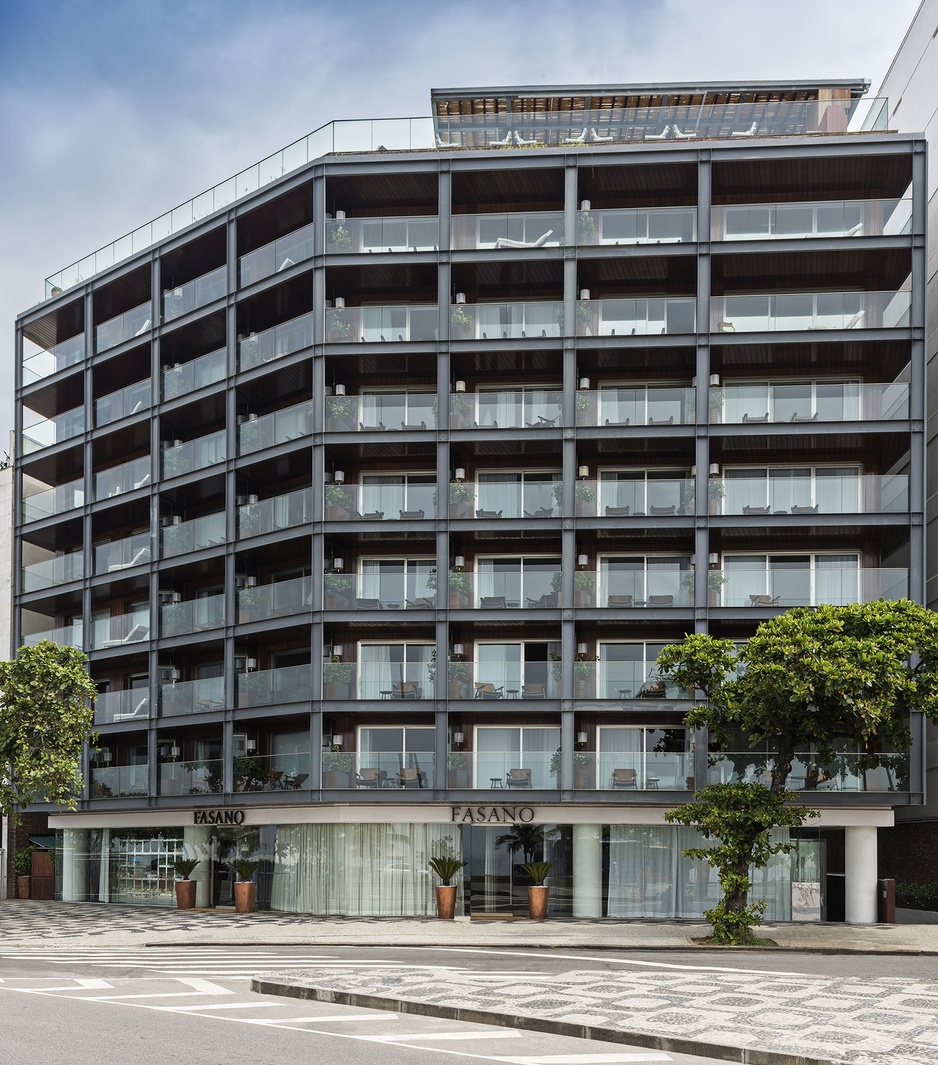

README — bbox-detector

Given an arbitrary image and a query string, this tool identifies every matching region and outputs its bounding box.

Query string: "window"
[358,726,435,781]
[598,726,691,789]
[598,384,691,426]
[474,641,559,697]
[598,469,692,515]
[476,556,561,607]
[361,473,435,517]
[599,555,691,606]
[598,642,685,699]
[723,466,861,514]
[358,642,434,699]
[360,390,435,429]
[474,725,560,788]
[360,558,434,606]
[476,386,562,429]
[723,553,861,607]
[722,379,861,423]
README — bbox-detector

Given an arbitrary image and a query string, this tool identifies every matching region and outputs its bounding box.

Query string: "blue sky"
[0,0,924,438]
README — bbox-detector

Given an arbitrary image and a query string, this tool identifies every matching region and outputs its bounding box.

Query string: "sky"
[0,0,924,440]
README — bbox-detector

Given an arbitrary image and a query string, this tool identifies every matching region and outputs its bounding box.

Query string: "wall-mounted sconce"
[332,645,344,659]
[455,292,466,305]
[451,643,464,658]
[453,555,465,571]
[99,747,112,765]
[453,468,466,482]
[576,731,588,745]
[331,734,343,747]
[334,383,346,397]
[334,295,345,308]
[246,739,257,754]
[709,373,721,387]
[708,552,720,566]
[455,379,466,393]
[170,744,180,760]
[709,463,720,476]
[168,668,180,683]
[580,199,591,211]
[579,288,590,301]
[335,210,346,221]
[332,470,345,485]
[330,557,345,573]
[245,658,257,671]
[578,465,589,479]
[577,554,588,569]
[452,731,464,746]
[576,642,588,657]
[578,377,590,391]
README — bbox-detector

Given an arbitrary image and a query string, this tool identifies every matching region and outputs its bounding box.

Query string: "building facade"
[14,82,926,921]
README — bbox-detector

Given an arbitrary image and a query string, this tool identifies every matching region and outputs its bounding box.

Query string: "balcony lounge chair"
[790,412,819,422]
[398,767,427,788]
[286,772,309,789]
[731,121,758,137]
[488,130,513,147]
[589,126,614,142]
[494,228,554,250]
[392,681,422,700]
[563,127,587,144]
[791,504,819,515]
[102,624,149,647]
[649,505,676,515]
[474,682,504,699]
[476,509,503,519]
[505,768,533,788]
[644,125,671,140]
[480,596,507,608]
[398,509,425,519]
[108,546,151,571]
[742,505,771,515]
[749,594,781,606]
[742,413,769,423]
[638,680,667,698]
[671,126,696,139]
[356,767,387,788]
[355,598,382,609]
[605,505,631,517]
[521,683,546,699]
[611,768,637,789]
[524,506,555,519]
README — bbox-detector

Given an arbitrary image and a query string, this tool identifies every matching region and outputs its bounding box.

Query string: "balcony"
[238,401,312,455]
[321,751,437,790]
[160,593,225,637]
[461,657,559,701]
[712,290,912,333]
[326,214,439,253]
[328,304,438,343]
[326,392,437,432]
[95,380,152,426]
[718,381,910,424]
[323,655,434,701]
[442,564,562,611]
[446,750,693,790]
[93,689,150,726]
[324,481,436,521]
[579,297,697,336]
[90,763,148,798]
[22,405,84,454]
[94,531,152,574]
[239,311,314,370]
[712,197,912,242]
[234,753,311,792]
[22,477,84,523]
[162,348,226,400]
[92,609,150,650]
[95,301,151,352]
[159,759,223,796]
[161,512,226,558]
[577,206,696,246]
[162,265,227,321]
[237,488,312,537]
[450,478,562,520]
[595,476,696,519]
[160,676,225,717]
[237,663,313,708]
[240,222,315,285]
[451,211,562,251]
[708,752,908,792]
[719,565,908,607]
[592,564,693,609]
[93,456,151,500]
[22,333,84,384]
[720,473,909,516]
[450,390,563,430]
[161,430,226,478]
[577,660,688,702]
[22,623,83,649]
[449,301,561,340]
[237,576,312,622]
[575,387,695,427]
[22,548,83,591]
[324,568,434,611]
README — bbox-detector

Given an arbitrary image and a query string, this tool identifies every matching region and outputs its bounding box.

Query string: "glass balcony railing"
[239,312,314,370]
[22,333,84,384]
[22,623,83,649]
[323,662,435,701]
[160,593,225,637]
[240,222,315,285]
[234,753,312,792]
[160,676,225,717]
[328,304,438,343]
[589,572,693,609]
[162,347,226,399]
[323,573,435,611]
[238,401,312,455]
[95,380,152,426]
[161,430,226,477]
[237,663,313,708]
[596,478,695,518]
[90,764,148,798]
[719,474,909,516]
[451,390,563,429]
[450,480,563,520]
[324,483,436,521]
[712,197,912,242]
[442,568,563,610]
[93,689,150,726]
[322,752,437,789]
[93,456,151,500]
[23,478,84,522]
[578,297,696,336]
[462,661,560,700]
[94,532,152,574]
[326,215,439,253]
[576,206,697,246]
[450,301,562,340]
[159,759,224,796]
[161,512,226,557]
[719,567,909,608]
[575,664,688,701]
[237,576,312,622]
[459,750,557,790]
[325,392,437,431]
[718,382,910,424]
[712,290,912,333]
[95,301,152,352]
[237,487,312,537]
[162,265,227,321]
[450,211,562,251]
[547,751,693,791]
[92,609,150,650]
[22,549,84,591]
[707,752,909,792]
[22,405,84,453]
[575,387,696,427]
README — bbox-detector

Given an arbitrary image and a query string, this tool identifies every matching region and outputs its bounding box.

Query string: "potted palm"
[428,856,466,919]
[14,846,34,899]
[521,860,554,920]
[173,857,200,909]
[231,858,260,913]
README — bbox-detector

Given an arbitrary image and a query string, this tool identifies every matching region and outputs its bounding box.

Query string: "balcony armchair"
[400,421,427,430]
[355,598,382,609]
[102,624,149,647]
[649,505,676,516]
[474,682,504,699]
[742,413,769,423]
[359,421,388,431]
[526,593,554,608]
[524,506,555,519]
[607,594,634,608]
[611,768,637,789]
[476,509,503,519]
[521,683,546,699]
[789,412,819,422]
[284,772,309,789]
[644,125,671,140]
[405,597,434,608]
[647,594,674,607]
[791,504,819,515]
[397,767,427,788]
[480,595,507,608]
[356,767,387,788]
[605,505,631,517]
[743,505,771,515]
[604,417,631,426]
[398,509,425,519]
[392,681,423,700]
[638,680,667,698]
[731,121,758,137]
[505,768,533,788]
[107,545,152,571]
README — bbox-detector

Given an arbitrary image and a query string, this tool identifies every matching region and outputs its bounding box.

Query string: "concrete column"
[572,823,602,917]
[61,829,88,902]
[844,825,878,923]
[183,825,212,908]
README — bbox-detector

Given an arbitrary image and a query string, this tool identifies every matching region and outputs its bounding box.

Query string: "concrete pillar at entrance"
[573,824,602,917]
[844,825,878,924]
[183,825,212,908]
[61,828,88,901]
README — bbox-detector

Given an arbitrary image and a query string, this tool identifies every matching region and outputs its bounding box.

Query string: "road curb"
[251,977,834,1065]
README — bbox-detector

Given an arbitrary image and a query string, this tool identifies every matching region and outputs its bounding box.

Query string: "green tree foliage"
[665,782,816,944]
[656,600,938,790]
[0,641,97,821]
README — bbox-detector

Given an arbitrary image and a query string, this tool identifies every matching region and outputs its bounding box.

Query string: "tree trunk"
[771,741,795,791]
[724,858,751,915]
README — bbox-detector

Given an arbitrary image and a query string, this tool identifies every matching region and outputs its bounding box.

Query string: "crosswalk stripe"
[246,1014,400,1024]
[153,1001,283,1012]
[494,1056,671,1064]
[376,1031,524,1042]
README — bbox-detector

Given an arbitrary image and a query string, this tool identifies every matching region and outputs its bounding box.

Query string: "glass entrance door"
[464,823,556,917]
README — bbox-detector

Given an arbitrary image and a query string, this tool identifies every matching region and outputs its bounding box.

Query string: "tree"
[655,600,938,791]
[0,641,98,822]
[495,823,554,862]
[665,782,816,944]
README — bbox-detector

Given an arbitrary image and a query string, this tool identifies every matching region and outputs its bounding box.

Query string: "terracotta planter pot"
[16,876,31,900]
[435,884,457,920]
[175,879,196,910]
[234,881,257,914]
[528,885,549,921]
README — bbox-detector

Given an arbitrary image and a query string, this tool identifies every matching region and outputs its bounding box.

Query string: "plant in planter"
[549,750,593,788]
[428,855,466,919]
[451,304,473,340]
[447,568,473,607]
[161,522,190,555]
[520,860,554,920]
[324,572,354,609]
[574,653,598,696]
[233,754,266,792]
[708,477,725,515]
[575,388,595,425]
[573,569,595,606]
[322,746,353,787]
[326,308,352,341]
[14,846,34,899]
[230,857,260,913]
[709,387,725,424]
[447,750,469,787]
[323,656,354,699]
[173,857,200,910]
[574,479,596,517]
[447,659,471,699]
[554,300,593,335]
[161,600,187,637]
[448,480,474,519]
[449,390,473,428]
[327,221,353,253]
[162,445,190,477]
[327,394,355,430]
[576,209,597,245]
[325,484,353,520]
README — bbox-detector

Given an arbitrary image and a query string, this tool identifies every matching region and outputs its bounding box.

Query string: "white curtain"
[359,643,392,699]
